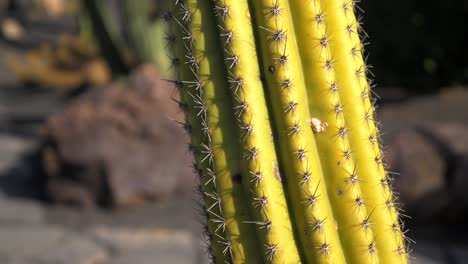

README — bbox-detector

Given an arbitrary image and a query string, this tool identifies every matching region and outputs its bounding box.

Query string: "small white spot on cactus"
[308,117,328,133]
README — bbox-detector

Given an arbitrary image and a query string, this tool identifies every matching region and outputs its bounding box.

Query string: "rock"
[89,227,198,264]
[40,65,195,208]
[387,122,468,225]
[0,196,44,224]
[386,129,446,209]
[421,123,468,205]
[0,225,107,264]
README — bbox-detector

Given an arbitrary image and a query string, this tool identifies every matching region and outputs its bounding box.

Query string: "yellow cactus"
[165,0,409,263]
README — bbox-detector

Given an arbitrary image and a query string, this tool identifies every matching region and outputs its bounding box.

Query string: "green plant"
[165,0,408,263]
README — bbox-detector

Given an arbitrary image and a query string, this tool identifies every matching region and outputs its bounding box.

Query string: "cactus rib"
[211,0,302,262]
[319,0,407,262]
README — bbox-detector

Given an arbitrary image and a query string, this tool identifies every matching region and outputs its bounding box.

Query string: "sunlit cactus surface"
[164,0,409,263]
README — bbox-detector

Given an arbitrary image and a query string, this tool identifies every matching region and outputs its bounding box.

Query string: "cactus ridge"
[164,0,409,263]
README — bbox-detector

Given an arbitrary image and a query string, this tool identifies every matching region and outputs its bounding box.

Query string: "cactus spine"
[165,0,408,263]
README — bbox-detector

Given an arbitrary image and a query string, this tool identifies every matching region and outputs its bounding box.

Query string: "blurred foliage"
[4,34,112,89]
[361,0,468,93]
[2,0,170,89]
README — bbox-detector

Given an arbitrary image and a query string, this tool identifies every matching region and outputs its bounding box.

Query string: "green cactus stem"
[165,0,408,263]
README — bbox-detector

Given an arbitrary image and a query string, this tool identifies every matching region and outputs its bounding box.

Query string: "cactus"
[165,0,409,263]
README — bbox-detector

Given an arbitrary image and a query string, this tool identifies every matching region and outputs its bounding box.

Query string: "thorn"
[265,244,277,261]
[297,148,307,161]
[264,0,281,17]
[214,4,230,19]
[253,196,268,212]
[338,126,349,139]
[368,242,377,255]
[249,170,263,187]
[241,123,254,141]
[355,196,364,208]
[281,78,293,89]
[244,147,259,160]
[288,121,301,135]
[317,243,331,256]
[284,101,298,113]
[310,217,327,233]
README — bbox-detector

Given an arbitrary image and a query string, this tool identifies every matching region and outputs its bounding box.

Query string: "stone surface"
[0,196,44,224]
[40,65,196,208]
[387,129,446,208]
[90,227,198,264]
[0,225,106,264]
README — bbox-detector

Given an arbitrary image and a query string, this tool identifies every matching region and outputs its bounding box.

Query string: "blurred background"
[0,0,466,263]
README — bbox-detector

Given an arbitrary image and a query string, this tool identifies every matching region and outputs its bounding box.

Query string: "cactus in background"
[165,0,409,263]
[121,0,171,75]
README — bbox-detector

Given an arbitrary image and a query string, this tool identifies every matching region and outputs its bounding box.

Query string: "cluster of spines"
[250,0,347,262]
[319,0,409,262]
[211,0,301,262]
[289,0,378,263]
